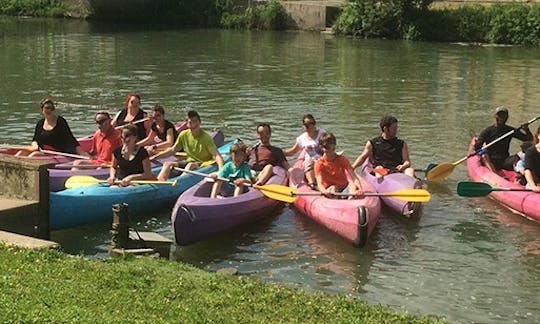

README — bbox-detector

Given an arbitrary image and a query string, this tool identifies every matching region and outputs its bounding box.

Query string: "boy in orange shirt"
[314,132,363,198]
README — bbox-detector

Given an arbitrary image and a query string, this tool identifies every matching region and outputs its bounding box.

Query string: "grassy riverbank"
[0,246,444,323]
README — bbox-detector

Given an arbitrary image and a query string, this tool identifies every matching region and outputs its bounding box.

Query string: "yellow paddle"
[427,114,540,182]
[65,175,176,188]
[252,185,431,203]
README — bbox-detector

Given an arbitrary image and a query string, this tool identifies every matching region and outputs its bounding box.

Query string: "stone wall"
[0,156,51,238]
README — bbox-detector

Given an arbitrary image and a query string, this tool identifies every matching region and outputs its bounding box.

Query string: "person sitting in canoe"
[475,106,532,173]
[513,141,533,185]
[72,110,122,170]
[16,97,90,158]
[284,114,325,190]
[315,132,363,199]
[107,124,154,187]
[151,110,224,181]
[111,92,150,141]
[210,142,252,198]
[524,126,540,192]
[351,114,415,177]
[136,104,178,155]
[248,123,289,186]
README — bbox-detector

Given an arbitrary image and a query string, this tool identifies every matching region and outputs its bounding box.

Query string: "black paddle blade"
[457,181,493,197]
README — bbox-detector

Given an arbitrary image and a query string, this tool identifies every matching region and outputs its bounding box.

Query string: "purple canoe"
[171,166,288,245]
[360,160,423,217]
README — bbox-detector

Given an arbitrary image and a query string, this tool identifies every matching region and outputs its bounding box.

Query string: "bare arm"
[212,149,224,170]
[108,155,118,185]
[346,166,364,195]
[284,142,300,157]
[525,169,540,192]
[137,129,157,147]
[351,141,373,169]
[396,142,411,172]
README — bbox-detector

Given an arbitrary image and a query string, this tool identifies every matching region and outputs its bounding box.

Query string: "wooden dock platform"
[0,230,58,249]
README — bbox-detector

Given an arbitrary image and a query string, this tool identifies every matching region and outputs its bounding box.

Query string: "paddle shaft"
[40,149,91,160]
[80,117,150,139]
[466,115,540,160]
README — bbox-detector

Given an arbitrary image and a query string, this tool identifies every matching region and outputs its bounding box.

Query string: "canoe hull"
[49,138,233,230]
[289,154,381,247]
[467,138,540,223]
[172,167,287,245]
[360,160,423,216]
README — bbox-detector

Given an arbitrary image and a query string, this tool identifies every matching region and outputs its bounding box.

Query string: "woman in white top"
[284,114,325,189]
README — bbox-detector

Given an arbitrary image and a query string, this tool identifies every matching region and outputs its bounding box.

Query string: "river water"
[1,17,540,323]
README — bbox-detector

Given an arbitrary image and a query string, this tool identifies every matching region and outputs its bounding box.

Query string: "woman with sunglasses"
[136,104,178,155]
[284,114,326,190]
[16,98,88,157]
[108,124,154,187]
[111,92,149,141]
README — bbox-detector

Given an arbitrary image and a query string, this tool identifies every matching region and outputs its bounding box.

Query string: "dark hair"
[153,104,165,115]
[187,110,200,121]
[521,141,533,152]
[124,92,141,107]
[380,115,398,131]
[319,132,336,148]
[257,123,271,134]
[230,141,248,155]
[302,114,316,125]
[94,110,111,120]
[122,124,138,137]
[40,97,54,109]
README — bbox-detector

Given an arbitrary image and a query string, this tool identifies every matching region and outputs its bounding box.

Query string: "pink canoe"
[467,138,540,223]
[289,153,381,247]
[360,160,423,217]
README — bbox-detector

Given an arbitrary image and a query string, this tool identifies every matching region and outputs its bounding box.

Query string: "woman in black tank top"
[112,93,148,141]
[136,104,178,155]
[108,124,154,187]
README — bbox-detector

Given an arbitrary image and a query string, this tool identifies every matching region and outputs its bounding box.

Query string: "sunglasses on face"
[95,118,109,125]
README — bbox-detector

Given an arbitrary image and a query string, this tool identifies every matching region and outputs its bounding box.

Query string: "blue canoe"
[49,138,235,230]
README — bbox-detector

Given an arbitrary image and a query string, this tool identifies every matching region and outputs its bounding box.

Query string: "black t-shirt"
[369,136,404,170]
[524,146,540,184]
[116,108,147,140]
[32,116,79,153]
[151,120,178,142]
[475,124,531,162]
[113,146,149,179]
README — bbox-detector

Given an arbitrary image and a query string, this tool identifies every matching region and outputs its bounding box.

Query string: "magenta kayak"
[467,138,540,223]
[172,166,288,245]
[289,153,381,247]
[360,160,423,217]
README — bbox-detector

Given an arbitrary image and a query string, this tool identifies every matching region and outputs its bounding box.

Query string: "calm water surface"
[1,17,540,323]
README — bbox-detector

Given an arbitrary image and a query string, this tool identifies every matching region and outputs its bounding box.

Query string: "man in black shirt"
[474,106,533,172]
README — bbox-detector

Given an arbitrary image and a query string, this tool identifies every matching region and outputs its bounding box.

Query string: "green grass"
[0,246,445,323]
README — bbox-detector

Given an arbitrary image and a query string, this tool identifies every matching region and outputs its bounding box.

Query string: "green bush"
[335,0,432,39]
[0,0,66,17]
[336,1,540,45]
[220,0,287,30]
